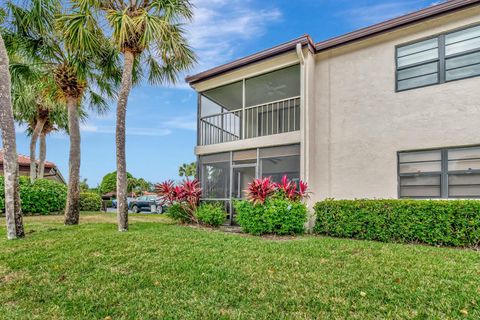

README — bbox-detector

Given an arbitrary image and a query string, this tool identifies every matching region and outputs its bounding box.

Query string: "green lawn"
[0,213,479,319]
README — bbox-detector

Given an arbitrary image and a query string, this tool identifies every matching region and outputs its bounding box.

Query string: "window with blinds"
[396,24,480,91]
[398,146,480,198]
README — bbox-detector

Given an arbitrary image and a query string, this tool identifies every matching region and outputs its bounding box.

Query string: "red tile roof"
[0,150,56,168]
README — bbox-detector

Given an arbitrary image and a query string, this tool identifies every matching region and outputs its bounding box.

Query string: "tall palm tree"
[5,0,120,225]
[80,0,196,231]
[0,32,24,239]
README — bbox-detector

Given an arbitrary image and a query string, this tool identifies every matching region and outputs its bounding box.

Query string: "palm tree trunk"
[0,34,24,239]
[38,132,47,178]
[29,118,47,182]
[64,96,81,225]
[116,50,135,232]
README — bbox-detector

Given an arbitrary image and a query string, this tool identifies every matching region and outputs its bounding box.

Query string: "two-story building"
[186,0,480,224]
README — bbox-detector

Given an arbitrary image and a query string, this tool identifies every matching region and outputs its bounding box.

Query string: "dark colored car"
[129,195,164,214]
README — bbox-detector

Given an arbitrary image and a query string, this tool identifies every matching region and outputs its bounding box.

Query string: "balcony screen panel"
[397,62,438,81]
[397,73,438,91]
[200,152,230,164]
[245,65,300,107]
[202,162,230,199]
[261,155,300,184]
[233,149,257,162]
[201,81,242,117]
[259,144,300,158]
[399,150,441,163]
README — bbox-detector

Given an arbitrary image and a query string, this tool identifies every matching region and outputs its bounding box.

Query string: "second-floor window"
[396,24,480,91]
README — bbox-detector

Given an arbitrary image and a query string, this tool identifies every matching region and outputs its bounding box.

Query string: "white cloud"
[185,0,282,77]
[341,1,428,26]
[80,113,197,137]
[80,124,172,137]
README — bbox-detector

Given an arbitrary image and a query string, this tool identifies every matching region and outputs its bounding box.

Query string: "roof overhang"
[185,35,315,85]
[185,0,480,86]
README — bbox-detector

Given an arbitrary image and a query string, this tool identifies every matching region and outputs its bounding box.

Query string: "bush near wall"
[79,192,102,211]
[0,176,67,215]
[196,203,227,227]
[235,195,308,235]
[314,199,480,247]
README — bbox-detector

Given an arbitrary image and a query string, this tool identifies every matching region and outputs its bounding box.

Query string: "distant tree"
[79,178,89,193]
[179,162,196,179]
[99,171,134,196]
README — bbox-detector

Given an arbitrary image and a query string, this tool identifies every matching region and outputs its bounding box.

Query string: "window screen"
[396,24,480,91]
[398,146,480,198]
[396,38,439,91]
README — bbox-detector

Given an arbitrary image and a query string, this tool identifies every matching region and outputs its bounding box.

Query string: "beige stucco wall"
[309,7,480,203]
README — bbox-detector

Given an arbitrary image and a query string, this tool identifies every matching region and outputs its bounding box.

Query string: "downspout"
[296,43,308,183]
[297,43,314,231]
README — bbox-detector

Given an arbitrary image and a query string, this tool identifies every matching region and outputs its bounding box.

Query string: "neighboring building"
[186,0,480,224]
[0,151,66,184]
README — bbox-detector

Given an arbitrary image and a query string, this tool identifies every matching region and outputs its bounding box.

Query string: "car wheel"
[132,205,139,214]
[156,205,163,214]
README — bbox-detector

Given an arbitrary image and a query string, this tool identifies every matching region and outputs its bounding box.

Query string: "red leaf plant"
[276,175,310,201]
[245,177,277,204]
[155,179,202,222]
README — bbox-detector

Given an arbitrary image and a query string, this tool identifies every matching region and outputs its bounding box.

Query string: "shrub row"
[314,199,480,247]
[235,195,308,236]
[166,202,226,227]
[79,192,102,211]
[0,176,67,215]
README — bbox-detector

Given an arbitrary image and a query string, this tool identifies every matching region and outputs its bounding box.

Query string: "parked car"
[111,197,134,209]
[129,195,164,214]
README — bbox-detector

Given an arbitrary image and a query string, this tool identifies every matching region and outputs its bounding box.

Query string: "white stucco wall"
[309,7,480,203]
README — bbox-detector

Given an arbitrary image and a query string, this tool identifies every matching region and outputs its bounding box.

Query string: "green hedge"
[235,195,308,235]
[314,199,480,247]
[79,192,102,211]
[196,203,226,227]
[0,176,67,215]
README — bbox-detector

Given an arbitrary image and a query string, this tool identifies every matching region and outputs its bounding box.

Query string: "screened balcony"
[198,65,301,146]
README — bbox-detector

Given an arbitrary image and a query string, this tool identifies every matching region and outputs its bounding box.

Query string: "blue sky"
[11,0,437,187]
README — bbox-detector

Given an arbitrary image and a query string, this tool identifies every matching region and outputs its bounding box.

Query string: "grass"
[0,213,479,319]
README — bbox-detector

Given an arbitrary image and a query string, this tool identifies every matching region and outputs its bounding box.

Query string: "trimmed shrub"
[314,199,480,247]
[235,195,308,235]
[79,192,102,211]
[166,203,191,223]
[0,176,67,215]
[196,203,226,227]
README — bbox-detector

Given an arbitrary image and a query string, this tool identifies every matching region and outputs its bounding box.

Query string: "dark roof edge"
[315,0,480,51]
[186,0,480,85]
[185,35,314,85]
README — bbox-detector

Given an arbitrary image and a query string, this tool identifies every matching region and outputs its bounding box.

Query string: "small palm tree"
[179,162,196,178]
[5,0,120,225]
[72,0,197,231]
[10,57,65,182]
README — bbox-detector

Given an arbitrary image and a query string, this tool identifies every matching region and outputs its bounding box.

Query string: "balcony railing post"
[242,79,246,140]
